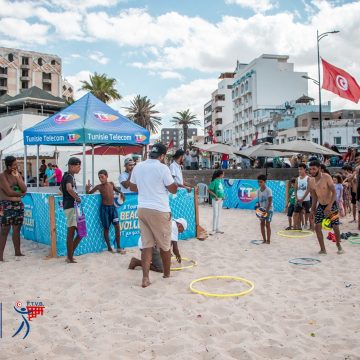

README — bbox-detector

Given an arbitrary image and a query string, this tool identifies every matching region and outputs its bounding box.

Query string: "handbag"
[75,202,87,238]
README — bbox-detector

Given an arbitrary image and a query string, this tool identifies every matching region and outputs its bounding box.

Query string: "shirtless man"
[86,169,126,253]
[309,160,344,254]
[0,156,27,261]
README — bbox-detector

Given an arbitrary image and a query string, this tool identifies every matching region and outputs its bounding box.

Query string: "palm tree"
[123,95,161,134]
[171,109,200,151]
[80,72,121,103]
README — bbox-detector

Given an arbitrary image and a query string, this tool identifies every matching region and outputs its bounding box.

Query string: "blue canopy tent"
[23,93,150,189]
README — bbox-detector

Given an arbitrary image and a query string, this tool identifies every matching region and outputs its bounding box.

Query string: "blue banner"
[53,189,196,256]
[223,179,286,212]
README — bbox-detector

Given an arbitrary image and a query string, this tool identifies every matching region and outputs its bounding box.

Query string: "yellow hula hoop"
[170,257,197,271]
[189,276,255,298]
[277,230,313,238]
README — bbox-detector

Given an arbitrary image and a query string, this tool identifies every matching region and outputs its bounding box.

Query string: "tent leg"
[82,143,86,193]
[24,145,28,188]
[91,144,95,186]
[118,155,121,174]
[0,151,2,172]
[36,145,39,189]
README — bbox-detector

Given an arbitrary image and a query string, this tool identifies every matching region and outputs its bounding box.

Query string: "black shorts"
[294,200,311,213]
[287,204,295,217]
[351,192,356,205]
[100,204,119,229]
[0,201,24,226]
[315,203,340,226]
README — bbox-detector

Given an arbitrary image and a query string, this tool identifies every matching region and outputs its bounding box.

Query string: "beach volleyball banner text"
[223,179,286,212]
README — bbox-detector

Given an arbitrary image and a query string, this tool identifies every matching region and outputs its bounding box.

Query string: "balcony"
[0,85,7,90]
[21,75,30,81]
[42,78,52,83]
[0,73,8,78]
[21,64,30,69]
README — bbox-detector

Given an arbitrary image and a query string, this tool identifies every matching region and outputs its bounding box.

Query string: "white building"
[233,54,308,147]
[203,72,234,144]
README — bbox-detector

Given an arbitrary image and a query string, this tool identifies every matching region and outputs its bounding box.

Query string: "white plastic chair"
[197,183,209,204]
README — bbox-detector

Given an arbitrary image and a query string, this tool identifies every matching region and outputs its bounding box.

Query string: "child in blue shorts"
[86,170,126,253]
[256,174,273,244]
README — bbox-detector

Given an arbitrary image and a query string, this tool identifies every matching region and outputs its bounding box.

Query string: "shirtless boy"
[309,160,344,254]
[86,169,126,253]
[0,156,27,261]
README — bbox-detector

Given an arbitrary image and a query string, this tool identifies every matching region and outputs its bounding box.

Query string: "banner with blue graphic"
[223,179,286,212]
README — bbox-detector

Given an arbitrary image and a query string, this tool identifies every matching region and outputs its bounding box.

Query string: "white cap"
[174,218,187,231]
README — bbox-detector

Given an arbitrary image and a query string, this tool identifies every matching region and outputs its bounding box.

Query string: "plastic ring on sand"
[189,276,255,298]
[277,230,313,238]
[250,240,263,245]
[170,257,197,271]
[348,236,360,244]
[288,258,321,266]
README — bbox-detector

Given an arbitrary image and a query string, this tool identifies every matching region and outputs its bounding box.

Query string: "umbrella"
[235,143,295,159]
[194,143,239,155]
[267,140,340,156]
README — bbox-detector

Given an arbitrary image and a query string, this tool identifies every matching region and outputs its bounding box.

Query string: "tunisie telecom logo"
[54,113,80,124]
[0,301,45,339]
[94,112,118,122]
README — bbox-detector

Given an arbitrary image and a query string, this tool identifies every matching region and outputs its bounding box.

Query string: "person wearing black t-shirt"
[60,157,82,263]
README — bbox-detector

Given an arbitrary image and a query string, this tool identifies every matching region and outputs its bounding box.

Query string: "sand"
[1,205,359,360]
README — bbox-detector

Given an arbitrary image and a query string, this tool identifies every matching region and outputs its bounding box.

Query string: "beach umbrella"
[194,143,239,155]
[267,140,340,156]
[235,143,295,159]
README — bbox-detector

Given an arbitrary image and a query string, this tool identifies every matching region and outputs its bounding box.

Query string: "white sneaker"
[216,230,224,234]
[209,231,216,236]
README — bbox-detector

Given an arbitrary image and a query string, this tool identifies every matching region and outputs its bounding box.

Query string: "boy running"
[256,175,273,244]
[86,170,126,254]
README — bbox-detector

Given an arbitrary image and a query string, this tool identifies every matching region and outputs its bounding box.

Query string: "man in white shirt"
[129,143,178,288]
[169,149,193,192]
[184,150,192,170]
[119,158,135,193]
[190,148,199,170]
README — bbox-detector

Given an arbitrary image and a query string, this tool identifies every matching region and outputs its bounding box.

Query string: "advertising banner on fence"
[223,179,286,212]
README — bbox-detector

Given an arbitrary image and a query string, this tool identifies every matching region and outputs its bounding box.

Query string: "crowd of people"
[1,141,359,287]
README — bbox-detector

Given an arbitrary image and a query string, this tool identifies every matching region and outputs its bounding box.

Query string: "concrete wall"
[183,168,299,186]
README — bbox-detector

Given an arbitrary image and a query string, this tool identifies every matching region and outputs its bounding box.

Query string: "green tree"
[124,95,161,134]
[80,72,121,103]
[171,109,200,151]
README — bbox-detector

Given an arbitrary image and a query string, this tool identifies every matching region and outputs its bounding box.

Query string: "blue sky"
[1,0,359,131]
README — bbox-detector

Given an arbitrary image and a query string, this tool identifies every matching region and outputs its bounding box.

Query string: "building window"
[21,81,29,89]
[51,60,56,65]
[245,81,248,91]
[0,67,7,74]
[43,72,51,80]
[22,57,29,65]
[43,82,52,91]
[333,137,341,145]
[38,58,43,66]
[62,85,67,91]
[8,53,14,62]
[352,136,358,144]
[0,78,7,87]
[21,69,29,77]
[0,90,6,96]
[312,138,318,144]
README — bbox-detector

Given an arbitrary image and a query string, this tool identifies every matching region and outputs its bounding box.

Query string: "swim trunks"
[0,200,24,226]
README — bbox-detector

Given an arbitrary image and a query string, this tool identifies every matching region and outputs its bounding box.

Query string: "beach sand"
[1,206,359,360]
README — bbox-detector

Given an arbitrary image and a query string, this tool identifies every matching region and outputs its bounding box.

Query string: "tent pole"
[36,145,39,189]
[0,151,2,172]
[82,143,86,193]
[118,155,121,174]
[24,145,28,188]
[91,144,95,186]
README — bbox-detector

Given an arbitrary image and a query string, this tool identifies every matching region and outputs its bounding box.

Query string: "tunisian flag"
[322,58,360,103]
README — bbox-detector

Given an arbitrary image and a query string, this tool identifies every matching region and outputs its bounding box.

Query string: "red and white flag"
[167,138,174,150]
[322,58,360,103]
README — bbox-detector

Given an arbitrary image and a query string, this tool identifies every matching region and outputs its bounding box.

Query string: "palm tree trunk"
[183,125,188,151]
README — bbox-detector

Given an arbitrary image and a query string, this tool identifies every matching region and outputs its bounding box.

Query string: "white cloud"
[0,18,49,45]
[65,70,92,99]
[157,78,218,122]
[225,0,277,13]
[88,51,109,65]
[159,71,184,80]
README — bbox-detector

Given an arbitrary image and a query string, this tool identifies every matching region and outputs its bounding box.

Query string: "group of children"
[61,157,188,268]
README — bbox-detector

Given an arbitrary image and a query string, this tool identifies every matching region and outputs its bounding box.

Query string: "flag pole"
[317,30,323,146]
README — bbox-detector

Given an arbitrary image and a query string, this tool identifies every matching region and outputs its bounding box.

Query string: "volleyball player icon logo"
[12,302,31,339]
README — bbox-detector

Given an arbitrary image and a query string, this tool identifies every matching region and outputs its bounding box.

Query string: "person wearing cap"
[169,149,193,192]
[128,218,187,272]
[60,157,82,263]
[129,142,178,288]
[119,158,135,194]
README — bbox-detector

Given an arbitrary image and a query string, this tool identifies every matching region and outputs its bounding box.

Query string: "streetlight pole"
[316,29,339,145]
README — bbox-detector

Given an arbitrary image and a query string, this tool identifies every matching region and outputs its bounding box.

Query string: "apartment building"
[160,127,198,148]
